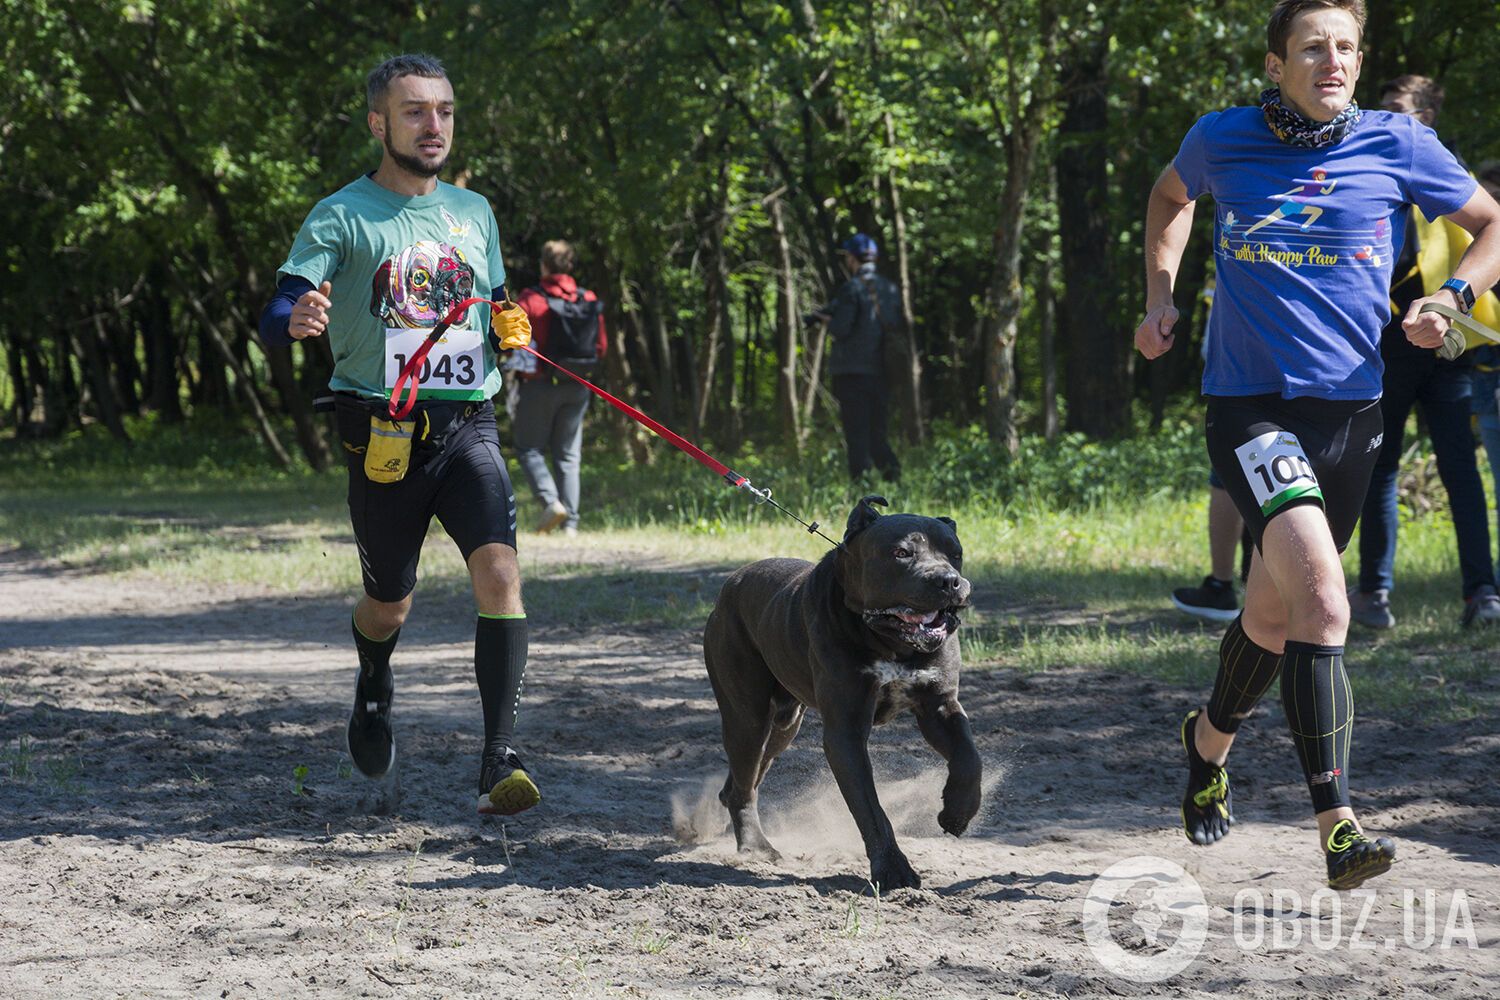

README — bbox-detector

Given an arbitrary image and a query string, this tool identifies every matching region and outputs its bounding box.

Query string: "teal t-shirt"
[278,176,507,401]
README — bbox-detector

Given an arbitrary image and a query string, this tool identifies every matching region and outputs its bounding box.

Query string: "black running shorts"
[1205,394,1382,553]
[336,395,518,602]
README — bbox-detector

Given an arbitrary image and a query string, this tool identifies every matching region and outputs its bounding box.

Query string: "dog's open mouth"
[862,605,962,649]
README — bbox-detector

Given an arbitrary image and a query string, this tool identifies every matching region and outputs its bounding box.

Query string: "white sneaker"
[536,500,568,534]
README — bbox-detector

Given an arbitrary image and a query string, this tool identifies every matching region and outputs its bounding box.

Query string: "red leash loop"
[387,295,492,420]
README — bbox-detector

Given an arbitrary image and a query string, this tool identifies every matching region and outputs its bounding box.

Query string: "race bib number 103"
[1235,431,1323,515]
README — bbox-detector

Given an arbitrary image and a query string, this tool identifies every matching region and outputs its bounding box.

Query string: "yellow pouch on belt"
[364,414,416,483]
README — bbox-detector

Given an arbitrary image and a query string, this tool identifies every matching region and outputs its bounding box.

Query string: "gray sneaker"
[1461,584,1500,628]
[1348,587,1395,630]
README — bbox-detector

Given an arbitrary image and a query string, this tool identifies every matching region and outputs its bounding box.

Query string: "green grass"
[4,414,1498,721]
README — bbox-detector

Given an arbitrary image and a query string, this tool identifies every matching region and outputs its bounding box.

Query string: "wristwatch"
[1440,277,1475,315]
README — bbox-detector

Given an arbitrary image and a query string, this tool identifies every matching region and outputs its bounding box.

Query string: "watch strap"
[1440,278,1475,314]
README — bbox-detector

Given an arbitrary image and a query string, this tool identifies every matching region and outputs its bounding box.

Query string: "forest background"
[4,0,1500,477]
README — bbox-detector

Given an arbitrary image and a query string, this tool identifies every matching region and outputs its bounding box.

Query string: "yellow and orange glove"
[491,299,532,350]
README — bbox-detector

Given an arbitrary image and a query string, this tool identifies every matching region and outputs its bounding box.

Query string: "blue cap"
[840,233,878,260]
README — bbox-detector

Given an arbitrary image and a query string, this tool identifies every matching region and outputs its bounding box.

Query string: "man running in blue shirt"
[1136,0,1500,889]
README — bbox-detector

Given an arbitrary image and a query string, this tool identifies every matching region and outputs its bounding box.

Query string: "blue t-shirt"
[1174,108,1476,400]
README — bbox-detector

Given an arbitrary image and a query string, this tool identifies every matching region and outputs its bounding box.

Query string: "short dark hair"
[366,53,448,113]
[1378,74,1445,117]
[541,240,576,275]
[1266,0,1366,59]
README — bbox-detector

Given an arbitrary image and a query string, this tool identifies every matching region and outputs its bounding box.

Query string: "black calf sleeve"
[476,614,528,756]
[1205,616,1282,734]
[1281,641,1353,813]
[353,618,399,682]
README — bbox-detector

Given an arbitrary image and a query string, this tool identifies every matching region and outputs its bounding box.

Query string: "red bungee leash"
[388,295,842,547]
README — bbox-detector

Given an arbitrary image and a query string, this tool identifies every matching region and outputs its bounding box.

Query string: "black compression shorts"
[1205,394,1382,553]
[336,395,518,602]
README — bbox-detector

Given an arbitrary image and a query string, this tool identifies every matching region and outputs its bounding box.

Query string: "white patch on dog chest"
[867,660,942,690]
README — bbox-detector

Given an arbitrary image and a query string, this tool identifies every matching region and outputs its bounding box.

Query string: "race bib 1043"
[1234,430,1323,516]
[383,326,486,401]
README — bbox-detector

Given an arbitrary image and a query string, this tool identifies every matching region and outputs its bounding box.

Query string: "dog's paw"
[939,764,982,836]
[938,805,973,837]
[870,852,921,892]
[737,842,783,863]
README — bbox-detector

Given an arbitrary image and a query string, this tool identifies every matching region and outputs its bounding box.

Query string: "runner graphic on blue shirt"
[1244,168,1339,236]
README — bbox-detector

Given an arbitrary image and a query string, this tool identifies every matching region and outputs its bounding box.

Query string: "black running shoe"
[1171,576,1239,623]
[477,747,541,816]
[346,667,395,778]
[1325,819,1396,890]
[1181,710,1233,845]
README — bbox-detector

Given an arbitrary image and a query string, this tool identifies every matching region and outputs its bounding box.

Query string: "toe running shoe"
[1181,709,1233,845]
[1325,819,1396,890]
[347,667,395,779]
[478,747,541,816]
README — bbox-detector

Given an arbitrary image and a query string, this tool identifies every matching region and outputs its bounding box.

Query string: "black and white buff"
[1260,87,1361,148]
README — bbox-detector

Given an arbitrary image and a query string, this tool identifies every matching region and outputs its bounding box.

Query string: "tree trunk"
[265,347,333,471]
[981,132,1038,455]
[79,313,130,441]
[1041,259,1060,442]
[882,112,926,445]
[598,259,654,465]
[142,276,184,422]
[769,197,801,448]
[800,308,827,431]
[6,336,31,433]
[1058,40,1127,438]
[175,279,293,468]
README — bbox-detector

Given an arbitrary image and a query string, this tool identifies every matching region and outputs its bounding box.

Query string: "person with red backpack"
[511,240,607,535]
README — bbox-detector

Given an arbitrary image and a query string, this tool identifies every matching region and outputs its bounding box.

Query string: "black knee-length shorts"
[1205,394,1383,553]
[336,395,518,601]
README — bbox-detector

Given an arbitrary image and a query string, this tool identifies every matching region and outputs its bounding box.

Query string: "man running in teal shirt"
[260,54,540,817]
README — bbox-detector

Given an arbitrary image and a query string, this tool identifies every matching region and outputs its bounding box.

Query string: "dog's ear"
[844,494,889,540]
[937,516,957,532]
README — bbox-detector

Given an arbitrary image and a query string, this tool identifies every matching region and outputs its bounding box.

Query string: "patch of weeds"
[185,764,210,786]
[840,882,883,939]
[336,758,354,780]
[44,754,84,794]
[390,841,424,947]
[291,763,310,797]
[3,735,36,781]
[632,922,677,954]
[560,945,597,977]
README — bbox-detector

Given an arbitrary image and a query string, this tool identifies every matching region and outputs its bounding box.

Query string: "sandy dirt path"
[1,545,1497,999]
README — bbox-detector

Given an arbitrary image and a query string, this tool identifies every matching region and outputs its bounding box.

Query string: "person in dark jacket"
[510,240,607,536]
[1347,75,1500,630]
[812,233,902,481]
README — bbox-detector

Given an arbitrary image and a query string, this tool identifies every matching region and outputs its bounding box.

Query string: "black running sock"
[352,617,398,697]
[1281,640,1353,813]
[1205,615,1282,735]
[475,614,527,758]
